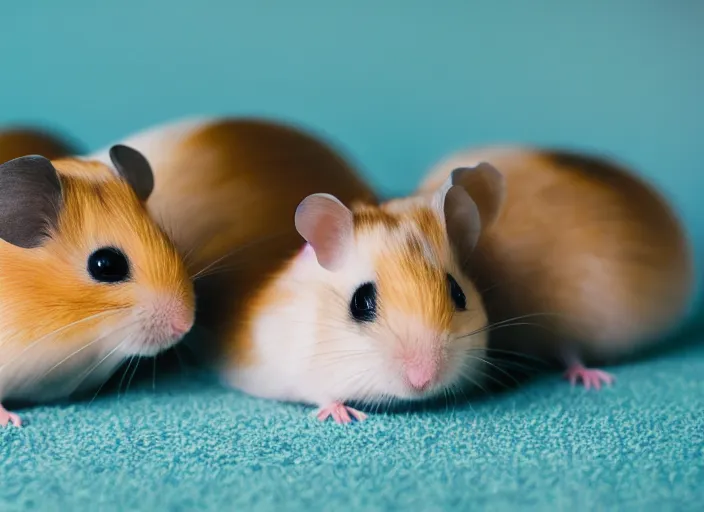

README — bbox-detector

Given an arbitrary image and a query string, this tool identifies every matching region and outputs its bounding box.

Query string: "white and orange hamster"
[0,145,195,427]
[418,146,694,389]
[89,117,499,423]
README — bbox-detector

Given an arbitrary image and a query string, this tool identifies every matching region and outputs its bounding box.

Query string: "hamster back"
[96,118,378,363]
[0,126,81,163]
[419,147,693,383]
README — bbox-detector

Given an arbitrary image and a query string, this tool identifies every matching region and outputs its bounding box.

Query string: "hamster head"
[294,163,505,404]
[0,146,195,370]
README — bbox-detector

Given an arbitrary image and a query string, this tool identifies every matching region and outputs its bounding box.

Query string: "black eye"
[88,247,131,283]
[447,273,466,311]
[350,282,377,322]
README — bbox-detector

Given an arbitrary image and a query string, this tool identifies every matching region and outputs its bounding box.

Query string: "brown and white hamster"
[0,126,81,164]
[0,146,195,427]
[90,118,498,423]
[418,146,694,389]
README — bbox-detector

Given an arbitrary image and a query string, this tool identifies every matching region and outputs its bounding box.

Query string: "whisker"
[86,341,128,405]
[173,346,189,375]
[479,354,545,375]
[84,342,124,405]
[35,317,127,383]
[71,335,128,388]
[190,230,290,280]
[152,354,157,392]
[473,347,551,366]
[456,363,492,395]
[117,356,136,399]
[311,353,376,372]
[0,308,130,374]
[466,354,521,388]
[125,357,141,395]
[456,320,548,343]
[311,348,370,359]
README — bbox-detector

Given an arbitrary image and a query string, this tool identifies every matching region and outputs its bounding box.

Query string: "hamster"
[417,146,694,389]
[89,117,498,423]
[222,171,496,424]
[0,126,81,164]
[0,146,195,427]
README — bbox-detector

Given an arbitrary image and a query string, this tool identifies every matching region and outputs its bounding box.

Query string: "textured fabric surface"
[1,339,702,512]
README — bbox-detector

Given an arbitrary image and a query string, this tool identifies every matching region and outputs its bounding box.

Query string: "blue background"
[3,1,703,320]
[2,5,703,509]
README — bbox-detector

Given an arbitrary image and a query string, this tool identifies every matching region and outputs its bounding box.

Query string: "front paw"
[315,402,367,424]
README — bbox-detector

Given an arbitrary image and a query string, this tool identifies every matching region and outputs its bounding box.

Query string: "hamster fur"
[88,117,373,269]
[0,147,195,427]
[0,126,81,163]
[417,146,694,389]
[225,177,495,424]
[89,117,497,423]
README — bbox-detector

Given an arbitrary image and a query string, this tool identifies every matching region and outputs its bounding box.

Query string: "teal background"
[1,4,703,510]
[2,1,703,318]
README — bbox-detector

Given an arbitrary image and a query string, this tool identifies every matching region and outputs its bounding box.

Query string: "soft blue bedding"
[2,336,701,511]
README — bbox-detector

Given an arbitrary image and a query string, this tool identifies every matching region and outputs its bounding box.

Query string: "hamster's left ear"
[295,193,354,272]
[0,155,63,248]
[109,144,154,202]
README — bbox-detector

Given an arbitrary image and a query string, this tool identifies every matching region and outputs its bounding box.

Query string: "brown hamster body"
[92,118,495,423]
[0,127,81,163]
[88,117,378,361]
[0,147,195,427]
[418,146,694,387]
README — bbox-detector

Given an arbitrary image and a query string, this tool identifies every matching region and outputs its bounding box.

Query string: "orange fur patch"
[354,203,455,332]
[0,158,193,347]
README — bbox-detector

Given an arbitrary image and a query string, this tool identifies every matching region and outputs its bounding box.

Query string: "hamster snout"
[404,358,437,391]
[400,345,444,392]
[133,293,195,355]
[387,325,483,400]
[388,320,450,395]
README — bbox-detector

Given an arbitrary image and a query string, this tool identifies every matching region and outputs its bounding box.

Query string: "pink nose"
[170,315,193,336]
[405,361,436,391]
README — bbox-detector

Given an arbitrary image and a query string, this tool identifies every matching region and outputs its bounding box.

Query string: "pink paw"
[0,405,22,427]
[564,364,615,390]
[315,402,368,424]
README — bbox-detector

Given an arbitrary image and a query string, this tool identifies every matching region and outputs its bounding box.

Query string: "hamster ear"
[109,144,154,202]
[295,193,354,272]
[442,185,482,256]
[450,163,505,229]
[0,155,63,249]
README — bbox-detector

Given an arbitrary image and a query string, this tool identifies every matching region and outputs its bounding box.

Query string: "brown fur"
[145,119,377,365]
[0,128,81,164]
[420,147,693,363]
[353,204,401,230]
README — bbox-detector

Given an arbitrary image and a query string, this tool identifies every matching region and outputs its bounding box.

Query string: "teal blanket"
[1,338,702,511]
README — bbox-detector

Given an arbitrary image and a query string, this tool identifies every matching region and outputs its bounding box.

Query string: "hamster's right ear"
[0,155,62,248]
[109,144,154,202]
[450,163,505,229]
[295,193,354,272]
[442,185,482,258]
